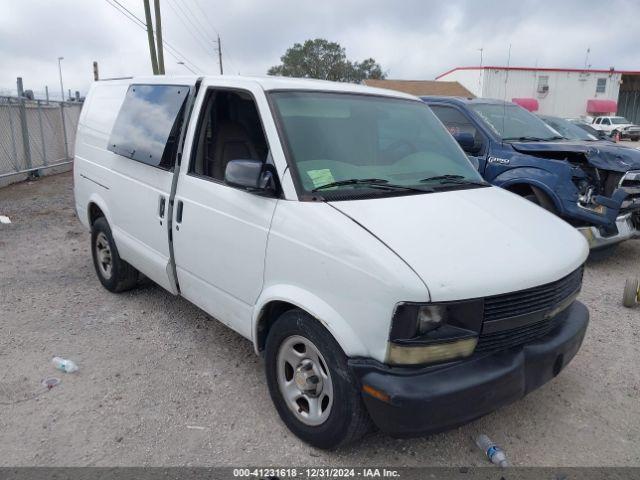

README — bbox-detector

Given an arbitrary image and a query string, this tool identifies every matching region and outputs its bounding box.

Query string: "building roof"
[436,66,640,79]
[362,79,475,98]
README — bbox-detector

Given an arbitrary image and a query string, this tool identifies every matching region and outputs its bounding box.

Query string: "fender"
[86,193,113,229]
[493,167,565,212]
[252,284,369,358]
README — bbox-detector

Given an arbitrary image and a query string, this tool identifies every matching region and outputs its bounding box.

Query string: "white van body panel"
[332,187,589,301]
[259,200,430,360]
[74,74,588,364]
[74,78,196,293]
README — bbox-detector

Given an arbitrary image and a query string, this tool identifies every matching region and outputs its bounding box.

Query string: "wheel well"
[88,203,105,226]
[255,301,298,352]
[506,183,557,212]
[505,183,535,197]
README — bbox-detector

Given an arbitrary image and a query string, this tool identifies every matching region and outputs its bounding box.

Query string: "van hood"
[510,140,640,172]
[331,187,588,302]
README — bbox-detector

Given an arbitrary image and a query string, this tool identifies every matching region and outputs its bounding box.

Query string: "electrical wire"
[104,0,204,74]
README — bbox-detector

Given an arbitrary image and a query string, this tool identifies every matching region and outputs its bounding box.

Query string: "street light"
[58,57,65,102]
[177,61,196,74]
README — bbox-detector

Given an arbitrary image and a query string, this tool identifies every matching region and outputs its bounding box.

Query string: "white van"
[74,75,590,449]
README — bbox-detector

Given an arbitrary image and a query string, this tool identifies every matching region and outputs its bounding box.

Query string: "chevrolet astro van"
[74,75,590,449]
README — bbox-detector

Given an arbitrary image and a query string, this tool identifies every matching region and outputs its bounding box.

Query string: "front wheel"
[264,309,372,449]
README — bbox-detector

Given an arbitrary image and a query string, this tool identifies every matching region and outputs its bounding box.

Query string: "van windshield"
[270,91,485,199]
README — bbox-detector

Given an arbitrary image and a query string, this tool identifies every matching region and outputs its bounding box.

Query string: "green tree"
[268,39,386,83]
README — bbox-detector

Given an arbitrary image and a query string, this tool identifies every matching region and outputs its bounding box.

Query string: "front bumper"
[578,212,640,249]
[349,301,589,438]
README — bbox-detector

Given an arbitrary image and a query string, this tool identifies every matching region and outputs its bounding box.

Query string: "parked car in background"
[422,96,640,250]
[74,76,591,448]
[538,115,600,142]
[591,116,640,140]
[568,119,612,141]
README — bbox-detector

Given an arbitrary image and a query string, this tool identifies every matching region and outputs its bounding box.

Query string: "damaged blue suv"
[423,96,640,249]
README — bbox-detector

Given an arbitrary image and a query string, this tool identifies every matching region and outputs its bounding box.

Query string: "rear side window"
[108,84,189,170]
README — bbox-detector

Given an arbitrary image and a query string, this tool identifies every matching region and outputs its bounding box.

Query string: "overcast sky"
[1,0,638,100]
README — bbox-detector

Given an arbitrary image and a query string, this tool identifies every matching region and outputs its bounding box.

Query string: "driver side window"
[429,105,483,152]
[190,90,269,182]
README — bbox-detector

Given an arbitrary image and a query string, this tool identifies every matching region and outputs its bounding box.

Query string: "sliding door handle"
[176,200,184,224]
[158,197,166,218]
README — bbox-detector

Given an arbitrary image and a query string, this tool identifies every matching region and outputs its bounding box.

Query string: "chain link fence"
[0,95,82,183]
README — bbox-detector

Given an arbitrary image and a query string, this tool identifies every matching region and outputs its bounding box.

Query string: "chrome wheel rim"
[277,335,333,426]
[95,232,113,279]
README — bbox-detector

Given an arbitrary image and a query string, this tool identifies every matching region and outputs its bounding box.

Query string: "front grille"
[476,267,583,353]
[620,171,640,212]
[476,315,564,353]
[483,267,583,322]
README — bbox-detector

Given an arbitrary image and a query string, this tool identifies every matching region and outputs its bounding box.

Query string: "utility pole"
[45,86,49,104]
[217,34,223,75]
[143,0,159,74]
[154,0,165,74]
[93,61,99,81]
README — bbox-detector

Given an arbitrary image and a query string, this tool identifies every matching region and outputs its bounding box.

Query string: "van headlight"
[387,300,483,366]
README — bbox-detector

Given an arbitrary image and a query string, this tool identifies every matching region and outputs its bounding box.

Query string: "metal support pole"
[18,96,33,170]
[7,98,20,172]
[143,0,159,75]
[60,102,69,160]
[37,100,47,166]
[58,57,65,102]
[93,61,99,81]
[154,0,165,74]
[45,86,50,104]
[17,77,24,97]
[217,35,223,75]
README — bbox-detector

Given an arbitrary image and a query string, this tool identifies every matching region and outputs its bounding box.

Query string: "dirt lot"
[0,171,639,467]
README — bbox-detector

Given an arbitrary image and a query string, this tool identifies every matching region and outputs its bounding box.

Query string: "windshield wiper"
[419,174,488,187]
[502,135,564,142]
[311,178,433,193]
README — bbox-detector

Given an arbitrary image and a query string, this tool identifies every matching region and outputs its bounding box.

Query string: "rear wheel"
[91,217,139,292]
[264,309,372,449]
[623,277,639,308]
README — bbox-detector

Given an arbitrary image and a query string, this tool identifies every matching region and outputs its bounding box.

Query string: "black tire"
[524,190,557,214]
[91,217,139,293]
[264,309,372,449]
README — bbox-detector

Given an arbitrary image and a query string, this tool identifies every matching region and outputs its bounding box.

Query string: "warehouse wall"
[439,68,621,118]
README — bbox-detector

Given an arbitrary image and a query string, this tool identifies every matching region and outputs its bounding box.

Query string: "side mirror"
[453,132,477,153]
[224,160,277,195]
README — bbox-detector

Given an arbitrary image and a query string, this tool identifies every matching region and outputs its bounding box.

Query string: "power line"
[189,0,240,73]
[165,0,214,57]
[104,0,203,73]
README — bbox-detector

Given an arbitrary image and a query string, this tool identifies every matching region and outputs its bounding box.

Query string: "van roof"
[98,75,419,100]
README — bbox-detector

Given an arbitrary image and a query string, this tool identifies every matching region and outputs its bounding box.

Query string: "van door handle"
[158,196,166,219]
[176,200,183,224]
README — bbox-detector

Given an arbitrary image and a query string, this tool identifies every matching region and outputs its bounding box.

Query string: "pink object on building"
[586,99,617,114]
[511,98,539,112]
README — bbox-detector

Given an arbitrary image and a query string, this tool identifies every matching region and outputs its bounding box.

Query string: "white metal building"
[436,66,640,119]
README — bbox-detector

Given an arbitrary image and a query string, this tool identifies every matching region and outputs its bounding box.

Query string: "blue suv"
[422,96,640,249]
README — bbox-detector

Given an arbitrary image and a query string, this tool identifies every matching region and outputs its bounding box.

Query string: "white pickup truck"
[74,75,589,448]
[591,116,640,140]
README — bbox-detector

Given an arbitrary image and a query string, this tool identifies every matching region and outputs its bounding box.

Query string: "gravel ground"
[0,171,639,467]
